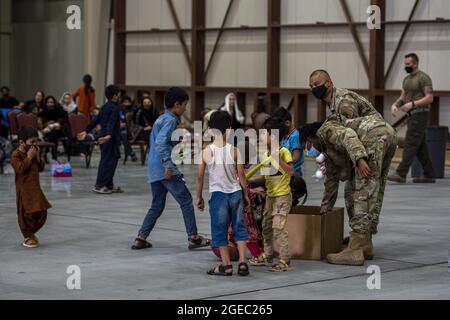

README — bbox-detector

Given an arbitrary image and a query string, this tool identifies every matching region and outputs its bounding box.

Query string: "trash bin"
[412,126,448,179]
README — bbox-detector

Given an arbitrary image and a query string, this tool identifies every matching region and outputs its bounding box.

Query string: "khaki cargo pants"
[262,193,292,261]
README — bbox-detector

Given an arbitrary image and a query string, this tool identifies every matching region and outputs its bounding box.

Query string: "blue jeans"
[138,174,198,238]
[209,191,248,248]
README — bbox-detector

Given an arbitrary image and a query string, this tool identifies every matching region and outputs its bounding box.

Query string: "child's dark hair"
[209,110,231,134]
[299,122,323,144]
[165,87,189,109]
[273,107,292,122]
[105,85,120,100]
[121,95,132,103]
[262,117,287,142]
[18,127,39,143]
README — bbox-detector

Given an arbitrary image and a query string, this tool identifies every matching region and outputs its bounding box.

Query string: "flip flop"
[111,186,124,193]
[92,187,112,194]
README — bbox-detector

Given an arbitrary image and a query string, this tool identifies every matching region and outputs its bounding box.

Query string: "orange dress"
[73,85,96,122]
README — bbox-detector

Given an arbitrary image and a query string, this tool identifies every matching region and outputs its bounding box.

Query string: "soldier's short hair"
[405,53,419,64]
[309,69,331,80]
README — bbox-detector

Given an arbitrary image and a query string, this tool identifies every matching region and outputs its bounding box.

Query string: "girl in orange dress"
[73,74,96,122]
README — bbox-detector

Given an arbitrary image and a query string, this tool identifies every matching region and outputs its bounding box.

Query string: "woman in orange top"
[73,74,96,122]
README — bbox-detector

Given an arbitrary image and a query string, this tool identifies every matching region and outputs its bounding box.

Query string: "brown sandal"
[207,265,233,276]
[188,235,211,250]
[131,238,153,250]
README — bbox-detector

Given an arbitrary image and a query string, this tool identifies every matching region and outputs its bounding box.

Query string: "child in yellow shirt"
[246,117,295,272]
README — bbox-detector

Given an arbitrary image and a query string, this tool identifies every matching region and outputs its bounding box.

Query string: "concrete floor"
[0,152,449,300]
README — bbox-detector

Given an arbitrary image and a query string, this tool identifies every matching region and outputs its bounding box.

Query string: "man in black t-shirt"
[0,86,20,109]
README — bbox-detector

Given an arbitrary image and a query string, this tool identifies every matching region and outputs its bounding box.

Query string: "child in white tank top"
[196,111,251,276]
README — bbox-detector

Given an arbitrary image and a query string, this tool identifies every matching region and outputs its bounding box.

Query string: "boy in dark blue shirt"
[78,85,122,194]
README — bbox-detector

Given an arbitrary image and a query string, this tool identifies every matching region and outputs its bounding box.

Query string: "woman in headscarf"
[73,74,96,122]
[60,92,78,114]
[219,93,245,130]
[38,96,68,159]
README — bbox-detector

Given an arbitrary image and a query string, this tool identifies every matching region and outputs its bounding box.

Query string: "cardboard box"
[275,206,344,260]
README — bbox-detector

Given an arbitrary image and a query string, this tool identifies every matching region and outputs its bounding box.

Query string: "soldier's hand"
[400,102,413,113]
[391,104,398,117]
[357,158,371,179]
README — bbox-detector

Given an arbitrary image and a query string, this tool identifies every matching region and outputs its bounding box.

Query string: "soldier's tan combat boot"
[364,233,374,260]
[327,232,367,266]
[341,234,372,259]
[387,173,406,183]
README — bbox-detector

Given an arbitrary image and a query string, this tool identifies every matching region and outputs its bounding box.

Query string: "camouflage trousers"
[345,126,397,234]
[262,193,292,261]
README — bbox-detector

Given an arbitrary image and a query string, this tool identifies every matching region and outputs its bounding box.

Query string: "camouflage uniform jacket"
[318,114,394,212]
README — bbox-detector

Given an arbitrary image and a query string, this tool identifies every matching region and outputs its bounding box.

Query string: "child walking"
[78,85,123,194]
[11,128,51,248]
[196,111,251,276]
[247,117,295,272]
[132,87,210,250]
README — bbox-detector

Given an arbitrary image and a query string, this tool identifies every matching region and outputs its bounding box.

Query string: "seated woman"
[38,96,69,159]
[24,90,45,115]
[60,92,78,115]
[134,97,158,143]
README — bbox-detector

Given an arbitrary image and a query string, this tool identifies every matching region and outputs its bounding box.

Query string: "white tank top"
[207,143,242,194]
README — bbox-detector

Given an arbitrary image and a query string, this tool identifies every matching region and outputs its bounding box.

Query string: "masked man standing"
[388,53,435,184]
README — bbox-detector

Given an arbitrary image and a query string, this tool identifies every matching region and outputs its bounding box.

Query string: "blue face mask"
[306,145,320,158]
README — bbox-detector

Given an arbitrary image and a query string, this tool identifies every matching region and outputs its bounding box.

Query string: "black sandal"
[238,262,250,276]
[188,235,211,250]
[131,238,153,250]
[207,265,233,276]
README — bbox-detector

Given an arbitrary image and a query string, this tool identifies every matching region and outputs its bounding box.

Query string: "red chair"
[68,114,95,168]
[125,112,148,166]
[16,113,55,163]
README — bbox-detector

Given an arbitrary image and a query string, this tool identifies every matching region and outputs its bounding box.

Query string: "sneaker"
[413,176,436,183]
[23,237,39,248]
[131,154,138,162]
[387,173,406,183]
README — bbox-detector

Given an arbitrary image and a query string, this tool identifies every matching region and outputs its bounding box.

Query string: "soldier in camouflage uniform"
[308,69,387,235]
[302,113,397,265]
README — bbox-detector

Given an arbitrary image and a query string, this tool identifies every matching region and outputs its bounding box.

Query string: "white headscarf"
[220,93,245,125]
[60,92,77,113]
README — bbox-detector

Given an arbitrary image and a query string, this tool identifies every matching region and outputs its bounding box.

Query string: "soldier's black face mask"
[312,83,328,100]
[405,66,414,74]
